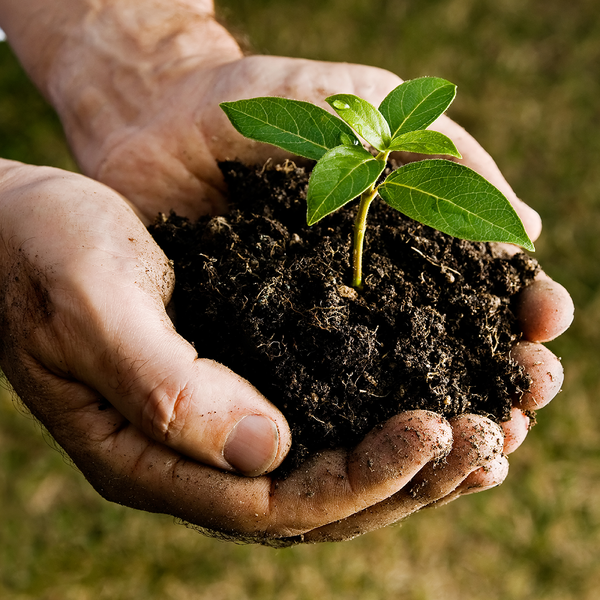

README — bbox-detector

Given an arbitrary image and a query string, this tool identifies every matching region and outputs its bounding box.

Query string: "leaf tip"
[219,101,237,121]
[306,214,319,227]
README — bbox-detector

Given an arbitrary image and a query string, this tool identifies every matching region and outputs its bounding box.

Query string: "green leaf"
[387,130,462,157]
[378,159,535,250]
[307,146,385,225]
[326,94,391,151]
[379,77,457,139]
[220,97,359,161]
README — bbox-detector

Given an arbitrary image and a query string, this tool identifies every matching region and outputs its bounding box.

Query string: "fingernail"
[223,415,279,476]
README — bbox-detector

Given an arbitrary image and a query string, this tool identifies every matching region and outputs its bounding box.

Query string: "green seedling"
[221,77,534,289]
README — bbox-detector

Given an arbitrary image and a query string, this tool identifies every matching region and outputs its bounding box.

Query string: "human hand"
[0,162,445,541]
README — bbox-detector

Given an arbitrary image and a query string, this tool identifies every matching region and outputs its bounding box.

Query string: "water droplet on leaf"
[332,100,350,110]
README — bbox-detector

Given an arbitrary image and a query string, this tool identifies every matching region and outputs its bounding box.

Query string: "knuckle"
[142,383,192,443]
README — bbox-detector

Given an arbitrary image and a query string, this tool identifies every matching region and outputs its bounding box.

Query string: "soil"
[149,160,540,475]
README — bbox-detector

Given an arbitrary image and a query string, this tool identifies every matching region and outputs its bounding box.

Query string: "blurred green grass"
[2,0,600,598]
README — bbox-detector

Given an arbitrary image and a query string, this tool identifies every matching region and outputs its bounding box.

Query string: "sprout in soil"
[220,77,534,290]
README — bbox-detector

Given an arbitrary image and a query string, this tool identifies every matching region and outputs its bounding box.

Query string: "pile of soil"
[149,160,539,474]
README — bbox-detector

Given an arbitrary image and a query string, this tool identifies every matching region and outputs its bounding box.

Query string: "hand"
[52,51,543,241]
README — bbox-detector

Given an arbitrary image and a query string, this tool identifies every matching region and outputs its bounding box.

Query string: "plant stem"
[351,151,388,290]
[352,185,379,290]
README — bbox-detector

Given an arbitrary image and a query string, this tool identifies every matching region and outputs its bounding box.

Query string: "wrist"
[1,1,242,176]
[0,1,236,92]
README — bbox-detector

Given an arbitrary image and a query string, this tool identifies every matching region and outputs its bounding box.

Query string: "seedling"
[221,77,534,289]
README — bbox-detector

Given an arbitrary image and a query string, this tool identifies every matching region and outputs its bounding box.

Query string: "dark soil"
[149,160,540,474]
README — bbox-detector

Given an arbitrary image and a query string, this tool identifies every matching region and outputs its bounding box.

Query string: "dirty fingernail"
[224,415,279,476]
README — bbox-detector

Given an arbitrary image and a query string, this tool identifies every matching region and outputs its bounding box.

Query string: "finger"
[510,341,564,411]
[501,406,530,454]
[431,455,510,508]
[428,115,542,242]
[269,411,453,535]
[380,414,504,504]
[37,295,290,477]
[516,277,574,342]
[460,455,510,494]
[302,414,504,543]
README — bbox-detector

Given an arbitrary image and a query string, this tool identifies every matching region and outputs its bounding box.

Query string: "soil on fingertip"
[149,160,540,474]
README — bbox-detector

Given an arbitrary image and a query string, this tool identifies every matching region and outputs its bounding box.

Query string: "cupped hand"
[0,160,572,544]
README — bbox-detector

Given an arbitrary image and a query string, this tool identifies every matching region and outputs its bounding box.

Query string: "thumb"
[87,299,291,476]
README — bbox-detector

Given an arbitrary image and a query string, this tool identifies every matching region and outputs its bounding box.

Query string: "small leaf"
[387,130,462,157]
[307,146,385,225]
[326,94,391,151]
[220,97,359,160]
[378,159,535,250]
[379,77,457,139]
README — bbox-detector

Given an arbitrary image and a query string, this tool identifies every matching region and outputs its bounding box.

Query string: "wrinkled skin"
[0,0,573,544]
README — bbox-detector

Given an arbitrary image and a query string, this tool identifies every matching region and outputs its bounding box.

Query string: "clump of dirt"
[149,160,539,474]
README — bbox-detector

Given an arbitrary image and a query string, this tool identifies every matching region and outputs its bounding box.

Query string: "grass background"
[1,0,600,597]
